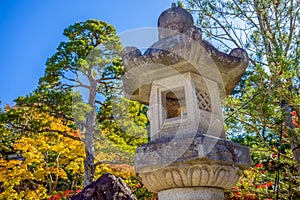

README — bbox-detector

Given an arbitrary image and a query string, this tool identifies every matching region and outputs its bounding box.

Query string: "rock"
[71,173,137,200]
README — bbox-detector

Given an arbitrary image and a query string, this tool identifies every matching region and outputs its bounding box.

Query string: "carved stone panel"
[195,89,211,112]
[139,162,240,193]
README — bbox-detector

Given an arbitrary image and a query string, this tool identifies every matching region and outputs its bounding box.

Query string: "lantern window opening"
[162,87,187,122]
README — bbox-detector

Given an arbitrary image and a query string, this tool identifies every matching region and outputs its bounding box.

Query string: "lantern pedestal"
[135,134,251,199]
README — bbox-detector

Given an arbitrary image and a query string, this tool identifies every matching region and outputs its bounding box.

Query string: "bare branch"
[231,115,291,159]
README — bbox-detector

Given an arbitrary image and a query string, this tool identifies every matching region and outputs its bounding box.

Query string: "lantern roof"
[122,4,249,105]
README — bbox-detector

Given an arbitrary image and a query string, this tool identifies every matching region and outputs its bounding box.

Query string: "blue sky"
[0,0,174,106]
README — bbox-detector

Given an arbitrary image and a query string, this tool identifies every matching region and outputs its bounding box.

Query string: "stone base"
[158,187,224,200]
[135,134,252,193]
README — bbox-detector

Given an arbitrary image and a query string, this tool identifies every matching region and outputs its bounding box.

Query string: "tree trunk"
[282,101,300,175]
[83,78,97,187]
[83,131,95,187]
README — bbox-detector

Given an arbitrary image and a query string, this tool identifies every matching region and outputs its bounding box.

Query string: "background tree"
[37,19,147,187]
[184,0,300,198]
[0,19,149,198]
[39,19,123,187]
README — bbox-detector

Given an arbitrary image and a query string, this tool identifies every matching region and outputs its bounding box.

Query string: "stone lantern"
[122,3,252,200]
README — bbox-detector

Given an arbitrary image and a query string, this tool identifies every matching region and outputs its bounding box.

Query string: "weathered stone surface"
[138,162,240,193]
[159,187,224,200]
[158,3,194,39]
[135,134,251,193]
[71,173,136,200]
[122,4,252,200]
[122,5,249,105]
[136,134,251,170]
[148,72,225,140]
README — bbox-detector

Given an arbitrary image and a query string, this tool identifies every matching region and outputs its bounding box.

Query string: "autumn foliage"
[0,105,153,199]
[0,106,84,199]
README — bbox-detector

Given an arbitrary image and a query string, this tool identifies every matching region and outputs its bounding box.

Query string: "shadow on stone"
[71,173,137,200]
